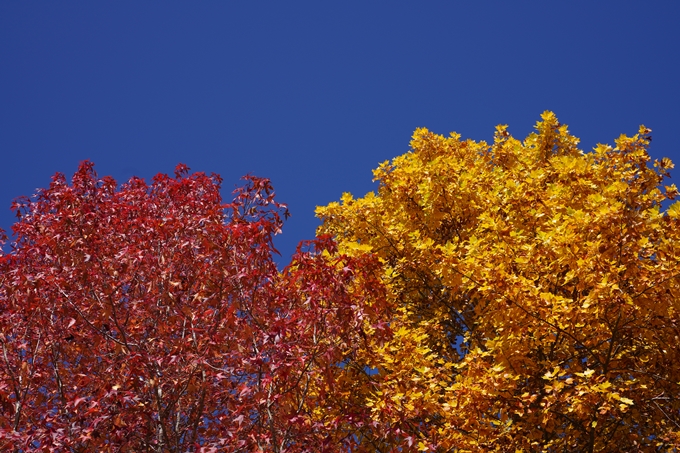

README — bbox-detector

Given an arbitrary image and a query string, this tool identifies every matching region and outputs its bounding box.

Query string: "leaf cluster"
[0,163,388,452]
[317,112,680,452]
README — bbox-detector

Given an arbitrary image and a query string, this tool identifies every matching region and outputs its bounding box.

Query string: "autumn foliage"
[2,112,680,452]
[318,112,680,452]
[0,163,387,452]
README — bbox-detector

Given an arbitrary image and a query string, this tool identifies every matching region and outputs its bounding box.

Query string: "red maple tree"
[0,162,387,452]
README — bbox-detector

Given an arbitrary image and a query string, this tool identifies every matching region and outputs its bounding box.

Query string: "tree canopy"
[2,112,680,452]
[317,111,680,452]
[0,163,387,452]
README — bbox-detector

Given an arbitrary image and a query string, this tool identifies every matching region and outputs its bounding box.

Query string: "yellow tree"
[317,112,680,452]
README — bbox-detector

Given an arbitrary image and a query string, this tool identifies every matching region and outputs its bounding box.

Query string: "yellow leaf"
[576,369,595,378]
[667,201,680,219]
[619,397,634,406]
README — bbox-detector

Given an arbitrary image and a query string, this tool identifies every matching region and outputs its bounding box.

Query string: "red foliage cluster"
[0,162,386,452]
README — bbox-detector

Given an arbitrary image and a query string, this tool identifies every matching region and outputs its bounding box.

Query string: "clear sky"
[2,2,679,264]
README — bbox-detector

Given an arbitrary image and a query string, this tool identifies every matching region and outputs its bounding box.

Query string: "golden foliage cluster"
[317,112,680,452]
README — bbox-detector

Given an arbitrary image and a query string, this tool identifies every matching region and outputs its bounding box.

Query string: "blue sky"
[2,2,679,264]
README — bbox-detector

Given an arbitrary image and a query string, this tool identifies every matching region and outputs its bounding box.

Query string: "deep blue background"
[2,2,679,265]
